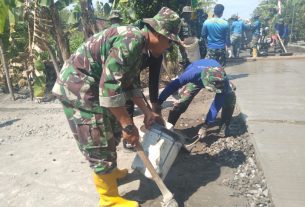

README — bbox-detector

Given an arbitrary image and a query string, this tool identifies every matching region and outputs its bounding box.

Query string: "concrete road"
[226,58,305,207]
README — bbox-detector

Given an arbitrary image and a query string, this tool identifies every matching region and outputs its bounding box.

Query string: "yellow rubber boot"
[112,168,128,180]
[93,171,139,207]
[252,48,257,58]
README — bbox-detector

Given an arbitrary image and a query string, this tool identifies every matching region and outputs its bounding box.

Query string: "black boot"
[168,109,182,126]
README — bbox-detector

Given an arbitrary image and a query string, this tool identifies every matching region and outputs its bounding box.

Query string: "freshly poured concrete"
[226,59,305,207]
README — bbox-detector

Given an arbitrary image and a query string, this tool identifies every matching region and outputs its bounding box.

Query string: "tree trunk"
[80,0,96,38]
[44,43,60,75]
[24,59,34,101]
[0,38,15,100]
[50,2,70,61]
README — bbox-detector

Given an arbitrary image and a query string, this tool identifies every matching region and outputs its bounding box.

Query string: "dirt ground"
[0,87,272,207]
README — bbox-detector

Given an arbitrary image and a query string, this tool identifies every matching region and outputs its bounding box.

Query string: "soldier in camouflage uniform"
[52,7,181,207]
[158,59,236,145]
[179,6,207,67]
[179,6,194,67]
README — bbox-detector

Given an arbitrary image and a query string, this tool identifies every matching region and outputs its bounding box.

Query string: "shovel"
[277,34,293,56]
[135,142,178,207]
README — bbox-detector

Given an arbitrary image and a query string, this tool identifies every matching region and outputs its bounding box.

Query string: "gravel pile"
[184,111,274,207]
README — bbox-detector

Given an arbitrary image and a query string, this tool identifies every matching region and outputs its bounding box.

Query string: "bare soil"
[0,87,272,207]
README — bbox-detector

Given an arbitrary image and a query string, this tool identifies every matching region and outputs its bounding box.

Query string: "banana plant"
[67,1,97,39]
[0,0,23,100]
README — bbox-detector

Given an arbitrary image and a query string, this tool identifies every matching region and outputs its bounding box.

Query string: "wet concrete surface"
[226,58,305,207]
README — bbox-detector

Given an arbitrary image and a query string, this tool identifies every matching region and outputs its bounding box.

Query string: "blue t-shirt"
[201,17,231,49]
[158,59,231,104]
[251,19,261,36]
[231,20,247,35]
[275,23,289,38]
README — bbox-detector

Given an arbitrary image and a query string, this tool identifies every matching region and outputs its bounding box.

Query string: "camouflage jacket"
[52,25,147,111]
[179,18,198,40]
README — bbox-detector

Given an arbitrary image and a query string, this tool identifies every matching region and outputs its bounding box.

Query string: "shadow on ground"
[122,113,247,206]
[0,118,20,128]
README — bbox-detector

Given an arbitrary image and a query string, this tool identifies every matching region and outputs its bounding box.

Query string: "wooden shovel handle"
[135,143,174,203]
[277,34,288,53]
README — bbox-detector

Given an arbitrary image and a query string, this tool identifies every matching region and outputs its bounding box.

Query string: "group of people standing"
[51,5,238,207]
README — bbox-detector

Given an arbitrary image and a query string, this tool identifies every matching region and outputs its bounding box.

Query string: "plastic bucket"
[183,37,201,62]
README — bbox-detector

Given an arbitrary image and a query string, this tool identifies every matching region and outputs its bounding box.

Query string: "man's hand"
[151,103,162,115]
[144,111,165,129]
[198,123,208,139]
[122,125,140,145]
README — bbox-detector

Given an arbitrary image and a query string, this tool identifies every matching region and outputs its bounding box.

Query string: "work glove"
[227,49,232,58]
[198,123,209,139]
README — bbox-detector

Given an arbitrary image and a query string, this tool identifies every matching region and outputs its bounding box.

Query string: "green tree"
[0,0,23,100]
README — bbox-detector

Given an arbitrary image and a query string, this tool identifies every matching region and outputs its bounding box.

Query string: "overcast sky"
[94,0,261,19]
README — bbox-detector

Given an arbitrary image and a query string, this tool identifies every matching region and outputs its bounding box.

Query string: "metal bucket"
[132,124,184,180]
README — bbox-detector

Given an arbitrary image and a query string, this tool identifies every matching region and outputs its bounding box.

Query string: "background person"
[250,14,261,57]
[201,4,231,66]
[230,14,248,58]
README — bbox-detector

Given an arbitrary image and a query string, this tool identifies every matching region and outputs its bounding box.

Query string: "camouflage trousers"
[168,83,236,125]
[60,101,121,174]
[231,34,242,58]
[251,35,260,48]
[207,48,226,66]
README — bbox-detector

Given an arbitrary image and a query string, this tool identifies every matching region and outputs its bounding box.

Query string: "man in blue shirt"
[275,18,289,45]
[157,59,236,139]
[251,14,261,57]
[201,4,231,66]
[230,15,248,58]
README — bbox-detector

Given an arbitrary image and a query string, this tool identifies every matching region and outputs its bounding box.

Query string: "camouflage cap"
[201,67,227,93]
[143,7,181,43]
[109,10,122,20]
[182,6,192,14]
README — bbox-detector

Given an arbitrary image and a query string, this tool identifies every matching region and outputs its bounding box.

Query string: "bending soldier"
[157,59,236,141]
[52,7,181,207]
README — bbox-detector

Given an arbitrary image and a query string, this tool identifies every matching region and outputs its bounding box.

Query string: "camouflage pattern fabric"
[53,25,146,110]
[231,34,242,58]
[143,7,181,43]
[179,18,198,40]
[61,101,119,174]
[173,83,201,114]
[167,83,201,125]
[52,7,181,173]
[179,18,197,66]
[207,48,226,66]
[170,82,235,125]
[52,25,146,173]
[251,35,259,48]
[180,18,192,40]
[201,66,227,93]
